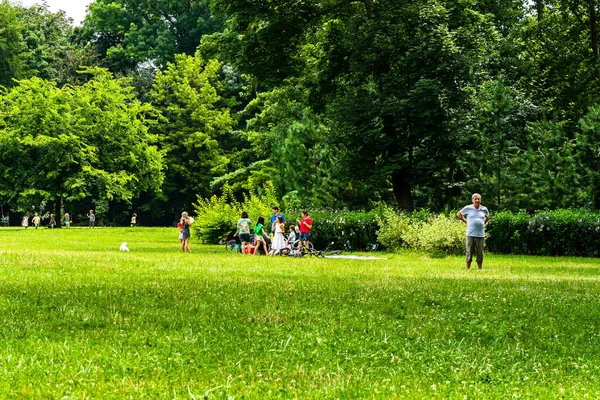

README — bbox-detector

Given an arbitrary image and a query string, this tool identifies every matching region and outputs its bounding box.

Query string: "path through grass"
[0,227,599,398]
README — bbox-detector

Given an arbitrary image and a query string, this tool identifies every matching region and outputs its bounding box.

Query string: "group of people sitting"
[235,207,313,255]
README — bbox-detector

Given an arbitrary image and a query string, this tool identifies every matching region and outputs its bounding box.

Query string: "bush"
[486,210,530,254]
[376,207,410,251]
[486,208,600,256]
[522,209,600,256]
[303,208,381,251]
[192,183,279,243]
[401,214,465,254]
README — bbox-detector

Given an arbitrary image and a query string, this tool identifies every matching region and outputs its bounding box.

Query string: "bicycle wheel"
[226,239,237,251]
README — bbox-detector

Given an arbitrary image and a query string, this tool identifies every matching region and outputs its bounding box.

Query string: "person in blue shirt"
[457,193,490,270]
[270,206,285,235]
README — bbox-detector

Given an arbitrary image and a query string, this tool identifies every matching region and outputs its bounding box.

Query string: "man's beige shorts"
[465,236,484,263]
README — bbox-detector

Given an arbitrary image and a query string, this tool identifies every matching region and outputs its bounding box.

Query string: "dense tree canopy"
[3,0,600,223]
[0,68,163,223]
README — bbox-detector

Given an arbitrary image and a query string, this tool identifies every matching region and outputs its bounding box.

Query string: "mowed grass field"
[1,227,600,398]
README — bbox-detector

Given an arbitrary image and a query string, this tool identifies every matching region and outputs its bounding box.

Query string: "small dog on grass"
[119,242,129,252]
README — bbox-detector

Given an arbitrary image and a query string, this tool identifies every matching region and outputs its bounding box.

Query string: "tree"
[78,0,224,73]
[210,0,508,210]
[0,69,163,222]
[149,52,235,221]
[16,3,81,85]
[0,1,26,87]
[576,105,600,208]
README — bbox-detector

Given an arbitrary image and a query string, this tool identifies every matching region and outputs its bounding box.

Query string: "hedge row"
[486,209,600,257]
[193,189,600,256]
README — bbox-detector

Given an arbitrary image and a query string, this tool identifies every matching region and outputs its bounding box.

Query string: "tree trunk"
[589,0,600,78]
[382,114,415,211]
[392,169,414,211]
[535,0,544,22]
[55,197,62,228]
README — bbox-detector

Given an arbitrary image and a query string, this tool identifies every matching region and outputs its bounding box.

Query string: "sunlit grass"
[0,227,599,398]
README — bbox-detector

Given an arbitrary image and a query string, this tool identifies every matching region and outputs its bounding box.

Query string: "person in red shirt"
[296,210,313,250]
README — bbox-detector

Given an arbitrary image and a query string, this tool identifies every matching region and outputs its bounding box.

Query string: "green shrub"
[486,208,600,256]
[522,209,600,256]
[192,183,279,243]
[303,208,381,251]
[401,214,464,254]
[376,207,410,251]
[486,210,530,254]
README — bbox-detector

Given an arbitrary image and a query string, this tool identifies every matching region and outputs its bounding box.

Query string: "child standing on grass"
[64,213,71,228]
[48,214,56,229]
[177,221,183,244]
[32,212,41,229]
[21,213,29,229]
[253,216,269,256]
[131,213,137,227]
[270,215,286,255]
[87,210,95,229]
[237,211,252,255]
[180,211,192,252]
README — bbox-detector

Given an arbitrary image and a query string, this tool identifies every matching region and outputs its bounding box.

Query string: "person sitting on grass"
[286,224,297,248]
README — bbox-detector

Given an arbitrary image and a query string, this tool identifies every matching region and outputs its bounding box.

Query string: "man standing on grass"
[457,193,490,270]
[296,210,312,250]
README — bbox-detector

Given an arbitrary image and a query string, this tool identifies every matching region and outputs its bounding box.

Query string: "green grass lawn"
[1,227,599,398]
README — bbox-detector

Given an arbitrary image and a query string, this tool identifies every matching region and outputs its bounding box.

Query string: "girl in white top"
[270,215,286,255]
[21,214,29,229]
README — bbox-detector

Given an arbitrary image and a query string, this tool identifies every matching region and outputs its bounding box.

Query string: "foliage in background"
[401,214,465,255]
[0,1,26,87]
[487,209,600,257]
[376,208,410,251]
[192,182,278,243]
[149,52,236,222]
[79,0,224,72]
[0,68,163,222]
[484,210,530,254]
[305,209,381,251]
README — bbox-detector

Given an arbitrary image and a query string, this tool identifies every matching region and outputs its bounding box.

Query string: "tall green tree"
[240,85,344,208]
[576,105,600,208]
[78,0,224,73]
[0,1,26,87]
[209,0,508,210]
[0,69,163,222]
[149,52,235,220]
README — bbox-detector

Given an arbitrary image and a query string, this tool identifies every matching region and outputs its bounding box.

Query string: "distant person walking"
[87,210,96,229]
[32,212,41,229]
[48,214,56,229]
[130,213,137,227]
[64,213,71,228]
[21,213,29,229]
[457,193,490,270]
[253,216,269,256]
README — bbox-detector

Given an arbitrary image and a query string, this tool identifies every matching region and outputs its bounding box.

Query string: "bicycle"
[303,242,333,258]
[329,240,352,255]
[225,238,238,252]
[366,242,381,251]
